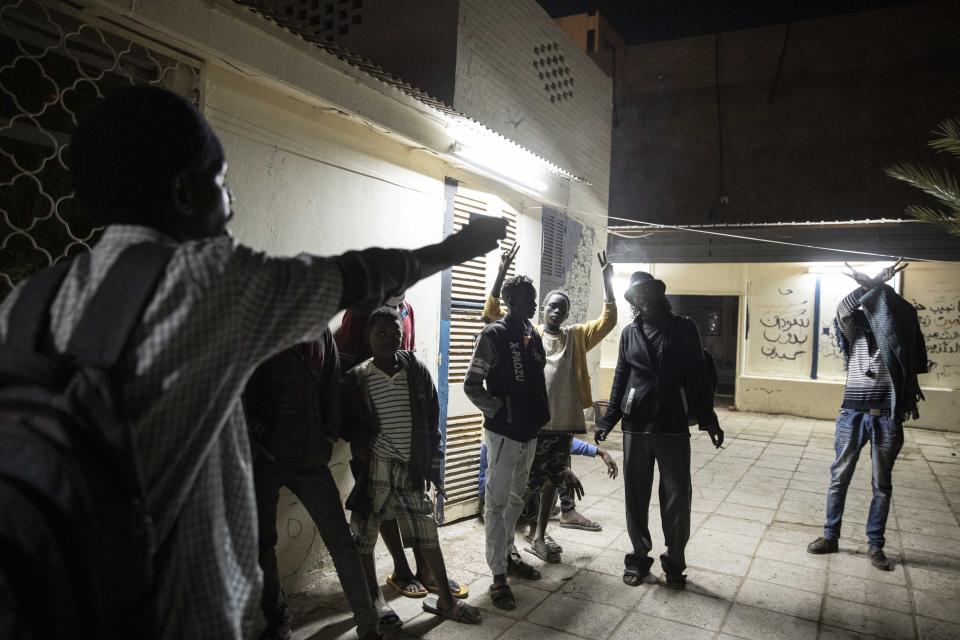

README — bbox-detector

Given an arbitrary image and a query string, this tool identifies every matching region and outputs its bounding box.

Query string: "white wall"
[206,65,449,590]
[454,0,613,210]
[597,261,960,433]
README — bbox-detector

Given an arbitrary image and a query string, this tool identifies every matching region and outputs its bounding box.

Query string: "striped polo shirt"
[361,359,414,462]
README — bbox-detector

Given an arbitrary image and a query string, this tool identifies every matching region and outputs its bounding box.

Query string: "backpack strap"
[6,259,74,351]
[66,243,174,370]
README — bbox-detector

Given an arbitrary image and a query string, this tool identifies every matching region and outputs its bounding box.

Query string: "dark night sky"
[535,0,924,44]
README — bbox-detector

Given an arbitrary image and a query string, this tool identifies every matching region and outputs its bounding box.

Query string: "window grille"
[0,0,201,301]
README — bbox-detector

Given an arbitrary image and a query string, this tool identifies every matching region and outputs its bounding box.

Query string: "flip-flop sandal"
[544,534,563,553]
[489,584,516,611]
[378,609,404,633]
[522,532,563,554]
[420,576,470,599]
[558,517,602,532]
[385,573,428,598]
[525,539,561,563]
[422,594,482,624]
[622,569,648,587]
[507,556,542,580]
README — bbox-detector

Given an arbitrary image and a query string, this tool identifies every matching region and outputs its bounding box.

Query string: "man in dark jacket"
[807,260,922,571]
[464,275,550,611]
[596,271,723,590]
[243,329,377,640]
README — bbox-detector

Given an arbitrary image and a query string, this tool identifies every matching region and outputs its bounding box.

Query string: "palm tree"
[885,117,960,237]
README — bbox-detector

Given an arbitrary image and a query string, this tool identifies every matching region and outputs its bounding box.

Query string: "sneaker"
[806,537,838,554]
[665,574,687,590]
[868,546,894,571]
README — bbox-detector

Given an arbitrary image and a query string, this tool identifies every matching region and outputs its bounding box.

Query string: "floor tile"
[747,556,826,593]
[722,603,818,640]
[822,596,915,640]
[634,585,729,631]
[827,573,912,614]
[558,569,647,611]
[736,577,823,620]
[609,612,715,640]
[526,592,627,638]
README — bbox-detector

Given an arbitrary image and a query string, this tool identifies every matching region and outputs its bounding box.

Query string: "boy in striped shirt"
[342,307,482,628]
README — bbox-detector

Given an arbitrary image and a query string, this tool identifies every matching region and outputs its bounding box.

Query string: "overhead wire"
[523,206,951,263]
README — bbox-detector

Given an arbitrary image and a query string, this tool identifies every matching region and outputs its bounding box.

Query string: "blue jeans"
[823,409,903,549]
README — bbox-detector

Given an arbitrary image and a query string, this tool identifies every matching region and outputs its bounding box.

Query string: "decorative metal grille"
[0,0,200,301]
[532,41,574,104]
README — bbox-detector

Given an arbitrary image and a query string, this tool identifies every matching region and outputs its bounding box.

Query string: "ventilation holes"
[531,41,574,104]
[273,0,363,40]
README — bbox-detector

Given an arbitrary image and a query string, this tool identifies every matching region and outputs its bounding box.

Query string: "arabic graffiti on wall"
[758,287,810,361]
[911,289,960,386]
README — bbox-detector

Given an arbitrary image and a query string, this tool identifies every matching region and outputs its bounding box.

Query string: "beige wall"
[598,262,960,432]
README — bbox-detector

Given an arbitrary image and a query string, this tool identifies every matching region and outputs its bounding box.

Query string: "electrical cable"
[523,206,951,263]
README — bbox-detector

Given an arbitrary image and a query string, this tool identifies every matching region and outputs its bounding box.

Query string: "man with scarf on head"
[596,271,723,590]
[0,86,507,639]
[807,259,924,572]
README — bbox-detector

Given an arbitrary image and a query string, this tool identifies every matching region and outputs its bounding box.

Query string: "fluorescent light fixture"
[450,142,548,193]
[439,114,562,194]
[807,262,889,275]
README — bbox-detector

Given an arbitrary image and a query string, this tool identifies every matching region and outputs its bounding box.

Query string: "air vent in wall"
[532,42,574,104]
[278,0,363,41]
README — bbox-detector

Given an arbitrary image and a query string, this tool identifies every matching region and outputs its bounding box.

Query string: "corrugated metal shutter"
[539,208,566,302]
[441,191,518,520]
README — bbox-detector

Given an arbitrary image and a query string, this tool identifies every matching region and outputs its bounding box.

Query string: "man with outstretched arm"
[807,260,924,571]
[0,86,507,639]
[596,271,723,590]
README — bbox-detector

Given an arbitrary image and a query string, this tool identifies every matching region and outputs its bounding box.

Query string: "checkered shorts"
[526,433,573,493]
[351,456,439,554]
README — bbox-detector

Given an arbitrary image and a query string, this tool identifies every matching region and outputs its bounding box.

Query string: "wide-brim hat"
[624,271,666,304]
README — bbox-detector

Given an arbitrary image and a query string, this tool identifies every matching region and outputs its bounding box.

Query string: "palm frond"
[906,205,960,237]
[929,117,960,157]
[884,162,960,209]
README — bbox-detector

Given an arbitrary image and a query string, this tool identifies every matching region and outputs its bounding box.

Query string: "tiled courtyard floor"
[288,409,960,640]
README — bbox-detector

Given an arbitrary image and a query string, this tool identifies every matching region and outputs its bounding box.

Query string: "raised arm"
[578,251,618,351]
[837,259,908,340]
[482,243,517,324]
[231,216,507,366]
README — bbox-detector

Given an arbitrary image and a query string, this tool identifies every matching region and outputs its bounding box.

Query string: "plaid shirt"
[0,225,344,639]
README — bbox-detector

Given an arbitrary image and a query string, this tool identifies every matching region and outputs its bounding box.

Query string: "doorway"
[667,295,739,406]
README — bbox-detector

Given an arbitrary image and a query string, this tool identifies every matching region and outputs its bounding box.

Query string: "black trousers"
[254,460,377,631]
[622,432,692,577]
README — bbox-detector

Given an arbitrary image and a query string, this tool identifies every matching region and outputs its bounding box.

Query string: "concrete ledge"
[737,375,960,433]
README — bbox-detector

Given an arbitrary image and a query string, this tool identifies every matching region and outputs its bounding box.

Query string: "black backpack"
[0,243,173,640]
